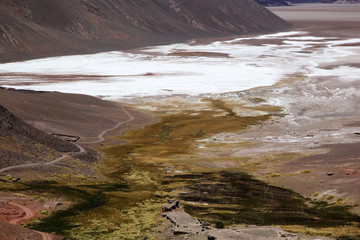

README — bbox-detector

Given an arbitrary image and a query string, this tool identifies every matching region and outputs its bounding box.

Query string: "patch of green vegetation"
[5,174,15,181]
[215,221,225,229]
[41,101,273,239]
[33,195,45,203]
[27,183,112,236]
[3,98,359,240]
[40,210,49,215]
[264,172,282,178]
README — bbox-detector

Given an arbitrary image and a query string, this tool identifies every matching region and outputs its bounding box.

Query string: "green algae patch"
[103,108,271,167]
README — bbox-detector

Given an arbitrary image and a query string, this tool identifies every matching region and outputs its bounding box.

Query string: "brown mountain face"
[0,0,291,62]
[0,105,79,169]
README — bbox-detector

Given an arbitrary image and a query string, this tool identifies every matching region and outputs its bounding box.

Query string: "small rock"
[279,231,299,240]
[54,202,63,209]
[200,220,211,229]
[162,200,180,212]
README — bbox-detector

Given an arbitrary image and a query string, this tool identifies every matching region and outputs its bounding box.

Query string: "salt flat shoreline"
[0,30,359,101]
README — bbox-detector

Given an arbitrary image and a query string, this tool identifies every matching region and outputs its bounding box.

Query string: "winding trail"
[0,106,134,173]
[0,105,135,240]
[82,105,135,144]
[0,143,85,173]
[1,201,53,240]
[8,202,34,225]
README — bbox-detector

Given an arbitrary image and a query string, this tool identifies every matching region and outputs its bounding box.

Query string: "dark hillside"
[0,0,290,62]
[0,105,78,169]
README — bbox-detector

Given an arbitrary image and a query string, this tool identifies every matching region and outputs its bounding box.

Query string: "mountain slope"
[0,0,290,62]
[0,105,79,169]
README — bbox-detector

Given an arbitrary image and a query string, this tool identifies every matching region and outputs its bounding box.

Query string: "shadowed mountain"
[0,0,290,62]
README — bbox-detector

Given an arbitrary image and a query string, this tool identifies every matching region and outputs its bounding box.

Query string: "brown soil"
[276,142,360,209]
[0,192,66,240]
[0,88,156,144]
[0,221,43,240]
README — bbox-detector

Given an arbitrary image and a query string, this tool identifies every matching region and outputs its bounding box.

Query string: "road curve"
[0,201,53,240]
[8,201,34,224]
[0,105,134,173]
[82,105,135,144]
[0,143,83,173]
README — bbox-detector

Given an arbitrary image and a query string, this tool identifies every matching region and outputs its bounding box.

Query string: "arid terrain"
[0,0,289,63]
[0,2,360,240]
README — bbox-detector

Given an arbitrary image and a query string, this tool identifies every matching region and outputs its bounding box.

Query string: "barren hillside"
[0,104,79,169]
[0,0,290,62]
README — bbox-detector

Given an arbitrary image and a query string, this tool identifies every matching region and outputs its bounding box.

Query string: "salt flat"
[0,30,359,100]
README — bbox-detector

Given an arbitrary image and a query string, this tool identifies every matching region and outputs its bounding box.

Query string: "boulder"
[162,199,180,212]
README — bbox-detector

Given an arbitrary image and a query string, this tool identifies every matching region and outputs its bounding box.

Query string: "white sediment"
[0,31,359,100]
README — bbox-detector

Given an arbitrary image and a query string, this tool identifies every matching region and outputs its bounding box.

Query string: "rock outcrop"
[161,200,333,240]
[208,226,299,240]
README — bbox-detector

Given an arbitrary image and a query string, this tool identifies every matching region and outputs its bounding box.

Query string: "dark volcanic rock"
[0,0,291,62]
